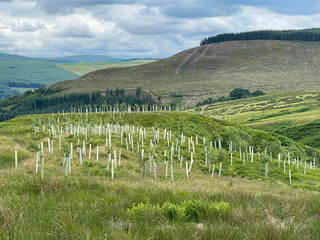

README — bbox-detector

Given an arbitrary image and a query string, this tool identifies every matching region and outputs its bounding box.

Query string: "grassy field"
[56,60,155,76]
[201,90,320,148]
[0,111,319,239]
[52,40,320,105]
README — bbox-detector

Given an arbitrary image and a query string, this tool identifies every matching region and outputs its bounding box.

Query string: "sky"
[1,0,320,58]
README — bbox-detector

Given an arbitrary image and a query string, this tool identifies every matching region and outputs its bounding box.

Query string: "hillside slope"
[202,90,320,148]
[52,40,320,105]
[56,59,155,76]
[0,53,79,99]
[0,111,319,238]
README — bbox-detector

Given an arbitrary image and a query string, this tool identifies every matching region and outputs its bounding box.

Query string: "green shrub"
[109,199,233,223]
[181,199,206,221]
[127,202,162,222]
[208,201,232,218]
[161,201,186,221]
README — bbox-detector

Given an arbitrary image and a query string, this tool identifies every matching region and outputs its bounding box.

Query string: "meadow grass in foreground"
[0,111,319,239]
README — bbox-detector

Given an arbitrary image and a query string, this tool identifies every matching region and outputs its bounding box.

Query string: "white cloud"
[51,13,110,38]
[0,2,320,58]
[10,21,46,32]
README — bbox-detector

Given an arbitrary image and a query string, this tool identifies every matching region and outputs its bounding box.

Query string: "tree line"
[8,82,46,88]
[200,28,320,45]
[0,87,156,122]
[196,88,265,107]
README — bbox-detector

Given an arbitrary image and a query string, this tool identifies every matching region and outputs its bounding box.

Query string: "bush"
[161,201,187,221]
[196,88,265,106]
[127,202,162,222]
[208,201,232,218]
[230,88,251,100]
[181,199,206,221]
[127,200,233,222]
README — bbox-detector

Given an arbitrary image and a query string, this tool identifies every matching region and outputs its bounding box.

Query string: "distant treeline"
[0,87,156,122]
[200,28,320,45]
[8,82,46,88]
[0,83,16,99]
[196,88,265,106]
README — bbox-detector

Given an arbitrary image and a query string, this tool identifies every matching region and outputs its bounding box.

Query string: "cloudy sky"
[1,0,320,58]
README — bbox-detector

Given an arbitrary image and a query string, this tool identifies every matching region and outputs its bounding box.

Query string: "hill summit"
[201,28,320,45]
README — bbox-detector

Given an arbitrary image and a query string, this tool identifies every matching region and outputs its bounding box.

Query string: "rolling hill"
[52,40,320,105]
[201,90,320,148]
[0,110,319,238]
[47,55,122,63]
[56,59,156,76]
[0,53,157,99]
[0,53,79,99]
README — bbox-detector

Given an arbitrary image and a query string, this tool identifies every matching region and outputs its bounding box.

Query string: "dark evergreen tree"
[0,87,156,122]
[200,28,320,46]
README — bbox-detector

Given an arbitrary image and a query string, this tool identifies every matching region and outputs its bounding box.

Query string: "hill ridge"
[52,40,320,105]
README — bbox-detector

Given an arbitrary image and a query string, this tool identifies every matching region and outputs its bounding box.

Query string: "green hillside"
[0,53,39,61]
[51,40,320,105]
[0,111,319,239]
[1,61,78,85]
[56,59,155,76]
[0,53,79,99]
[201,90,320,148]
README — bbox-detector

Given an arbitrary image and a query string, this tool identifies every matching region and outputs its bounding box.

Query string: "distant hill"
[0,53,158,99]
[51,40,320,105]
[47,55,122,63]
[56,60,156,76]
[0,53,40,61]
[0,53,79,99]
